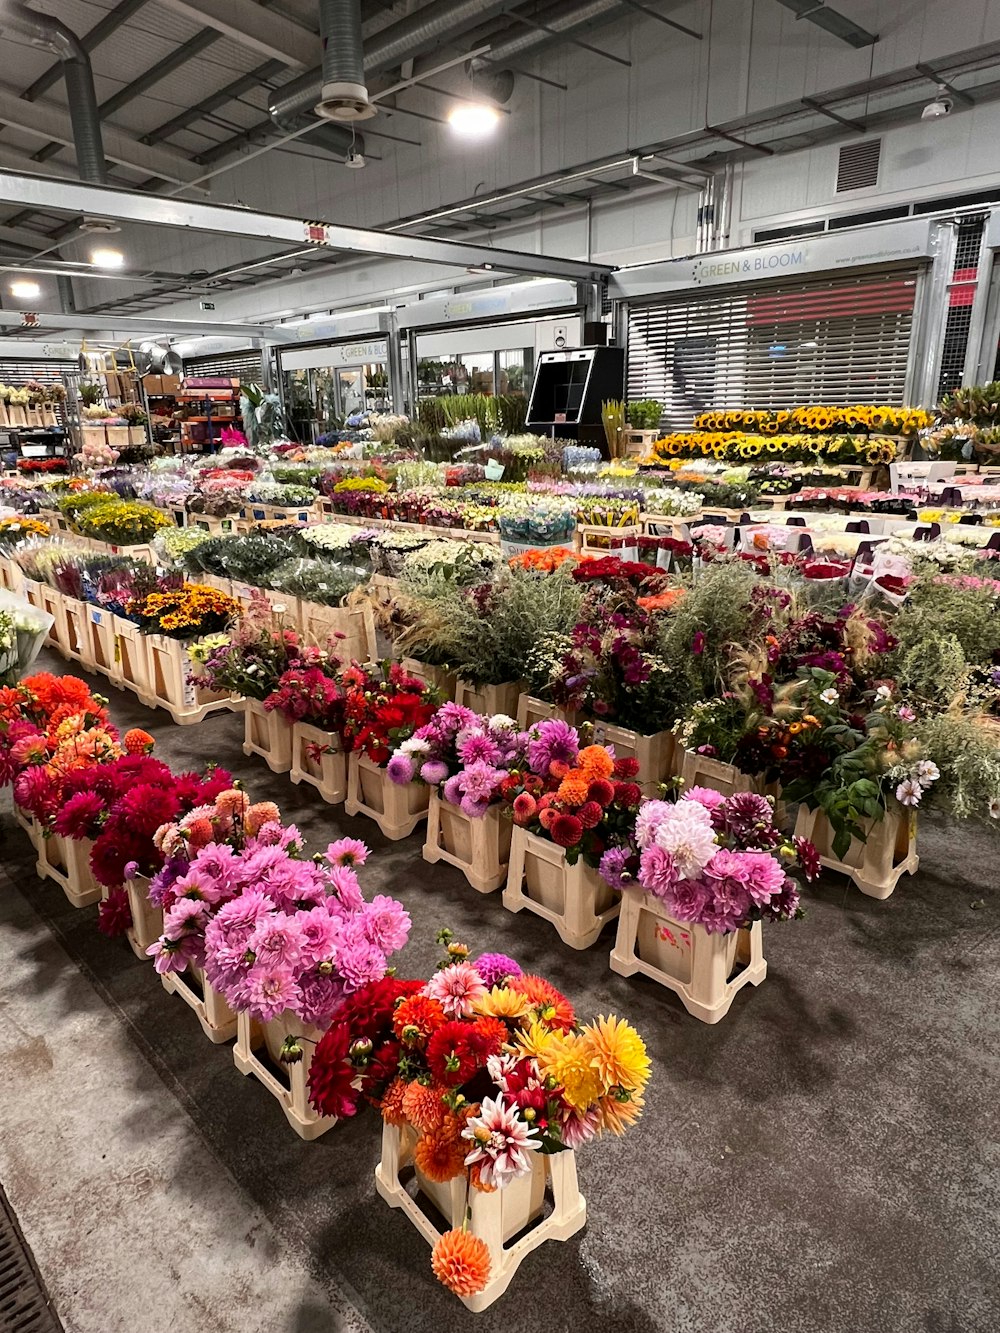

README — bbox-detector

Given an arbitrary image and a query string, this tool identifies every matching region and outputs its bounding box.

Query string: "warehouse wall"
[119,0,1000,324]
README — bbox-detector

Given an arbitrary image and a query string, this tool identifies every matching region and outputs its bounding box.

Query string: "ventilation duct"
[0,2,107,183]
[269,0,517,129]
[272,108,360,158]
[315,0,376,122]
[467,0,627,77]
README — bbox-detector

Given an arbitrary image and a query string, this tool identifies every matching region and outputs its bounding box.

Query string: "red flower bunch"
[17,458,69,474]
[264,665,345,730]
[340,661,438,765]
[572,557,660,586]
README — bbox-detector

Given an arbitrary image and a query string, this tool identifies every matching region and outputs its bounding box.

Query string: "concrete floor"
[1,651,998,1333]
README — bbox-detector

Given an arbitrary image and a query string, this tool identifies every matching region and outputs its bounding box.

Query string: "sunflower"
[580,1015,651,1097]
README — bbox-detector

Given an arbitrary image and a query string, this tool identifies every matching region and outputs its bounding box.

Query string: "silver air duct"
[0,2,107,183]
[468,0,626,77]
[270,0,517,129]
[316,0,376,122]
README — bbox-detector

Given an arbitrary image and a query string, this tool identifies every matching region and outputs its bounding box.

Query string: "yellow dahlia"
[512,1018,559,1063]
[473,985,529,1022]
[598,1088,645,1136]
[537,1032,604,1112]
[579,1015,651,1097]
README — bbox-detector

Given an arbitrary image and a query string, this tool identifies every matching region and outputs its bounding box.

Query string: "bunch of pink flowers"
[203,837,410,1027]
[386,703,529,819]
[625,788,819,934]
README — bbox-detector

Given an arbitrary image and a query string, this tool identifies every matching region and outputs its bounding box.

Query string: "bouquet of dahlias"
[602,788,818,933]
[263,661,345,730]
[202,835,410,1028]
[386,703,529,816]
[340,660,438,765]
[306,938,649,1300]
[195,593,311,700]
[498,719,642,865]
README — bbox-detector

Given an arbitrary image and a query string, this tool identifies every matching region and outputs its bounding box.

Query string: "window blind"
[182,349,263,383]
[626,268,921,429]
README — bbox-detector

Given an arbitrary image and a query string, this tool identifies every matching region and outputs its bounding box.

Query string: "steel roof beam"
[0,85,205,185]
[142,60,285,145]
[20,0,150,102]
[0,171,611,280]
[157,0,320,69]
[0,309,297,341]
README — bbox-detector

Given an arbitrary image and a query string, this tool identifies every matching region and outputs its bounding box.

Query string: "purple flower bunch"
[607,788,818,935]
[202,836,410,1026]
[386,702,531,819]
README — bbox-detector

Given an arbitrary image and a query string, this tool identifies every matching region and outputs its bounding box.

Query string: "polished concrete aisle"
[1,655,998,1333]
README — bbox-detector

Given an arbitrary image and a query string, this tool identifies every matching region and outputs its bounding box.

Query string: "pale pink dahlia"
[425,961,488,1018]
[462,1095,540,1188]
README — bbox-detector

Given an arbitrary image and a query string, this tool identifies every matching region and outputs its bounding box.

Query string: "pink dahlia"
[246,965,299,1022]
[326,837,369,868]
[52,790,105,839]
[362,895,411,955]
[425,961,488,1018]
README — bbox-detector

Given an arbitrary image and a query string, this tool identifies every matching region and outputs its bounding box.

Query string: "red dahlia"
[550,813,583,849]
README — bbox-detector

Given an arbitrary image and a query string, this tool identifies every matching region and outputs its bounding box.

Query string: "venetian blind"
[626,268,921,430]
[182,349,263,383]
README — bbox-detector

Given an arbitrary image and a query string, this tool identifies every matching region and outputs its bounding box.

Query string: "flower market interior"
[2,0,1000,1330]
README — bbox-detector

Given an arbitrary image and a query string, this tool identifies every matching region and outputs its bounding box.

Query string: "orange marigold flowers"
[401,1080,447,1133]
[380,1077,408,1126]
[392,993,446,1046]
[577,745,614,781]
[413,1111,468,1182]
[123,728,154,755]
[431,1229,491,1298]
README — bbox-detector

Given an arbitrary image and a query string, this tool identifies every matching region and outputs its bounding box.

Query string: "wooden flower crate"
[112,615,153,703]
[242,697,293,773]
[13,805,38,850]
[233,1010,338,1140]
[244,501,321,525]
[624,428,659,458]
[289,722,347,804]
[160,963,237,1043]
[400,658,458,701]
[576,523,641,560]
[610,889,766,1023]
[60,594,93,667]
[591,722,679,795]
[793,805,918,899]
[198,574,233,597]
[298,600,376,662]
[39,585,68,656]
[423,793,512,894]
[503,827,619,950]
[345,752,430,840]
[190,513,239,536]
[144,634,232,725]
[230,581,298,631]
[87,605,120,682]
[36,833,102,909]
[375,1119,586,1312]
[453,679,524,718]
[123,873,164,962]
[515,695,578,730]
[0,553,22,593]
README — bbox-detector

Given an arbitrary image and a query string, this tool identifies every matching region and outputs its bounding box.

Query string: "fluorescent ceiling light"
[91,247,125,268]
[10,279,40,299]
[448,102,500,138]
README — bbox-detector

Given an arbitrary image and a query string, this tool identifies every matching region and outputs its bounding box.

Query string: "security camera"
[922,85,953,119]
[346,148,366,169]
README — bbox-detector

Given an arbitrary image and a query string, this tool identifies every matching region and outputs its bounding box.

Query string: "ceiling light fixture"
[90,247,125,268]
[10,279,40,300]
[447,102,501,138]
[921,84,953,119]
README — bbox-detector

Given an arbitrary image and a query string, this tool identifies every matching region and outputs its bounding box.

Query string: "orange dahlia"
[508,974,576,1031]
[413,1112,468,1182]
[431,1229,491,1298]
[577,745,615,781]
[123,728,155,755]
[245,800,281,835]
[379,1077,408,1126]
[392,993,446,1047]
[215,788,250,818]
[401,1080,447,1133]
[556,771,590,807]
